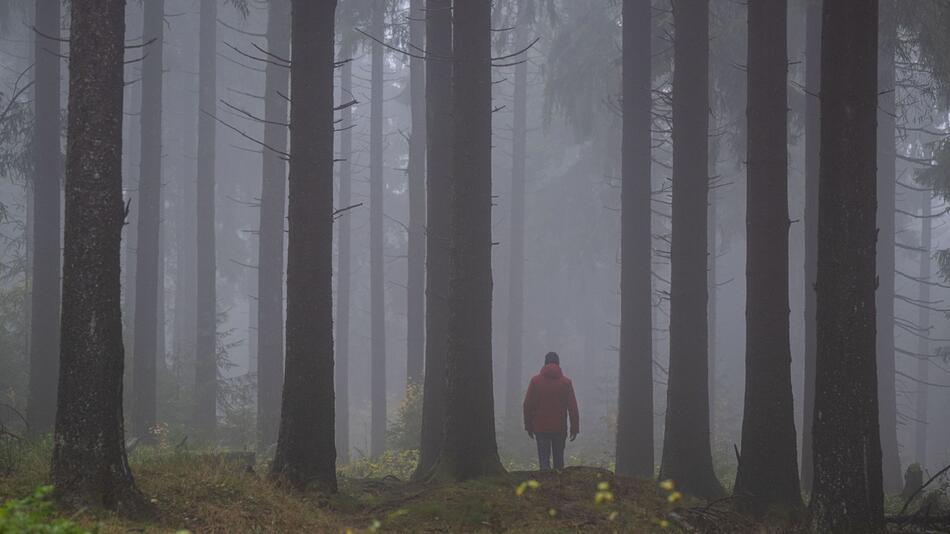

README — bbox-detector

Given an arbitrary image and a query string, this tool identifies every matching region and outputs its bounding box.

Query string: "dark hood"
[540,363,563,379]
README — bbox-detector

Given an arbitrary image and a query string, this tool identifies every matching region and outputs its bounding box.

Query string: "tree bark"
[916,190,931,468]
[270,0,338,493]
[173,40,198,399]
[876,0,902,495]
[335,10,355,466]
[257,0,291,452]
[615,0,654,479]
[369,1,387,459]
[800,0,820,495]
[503,21,528,437]
[659,0,724,500]
[51,0,143,512]
[733,0,802,513]
[27,0,62,436]
[131,0,165,441]
[406,0,427,387]
[427,0,505,482]
[414,0,453,481]
[809,1,884,531]
[194,0,218,439]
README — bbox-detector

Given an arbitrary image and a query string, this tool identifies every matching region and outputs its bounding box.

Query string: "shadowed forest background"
[1,0,950,532]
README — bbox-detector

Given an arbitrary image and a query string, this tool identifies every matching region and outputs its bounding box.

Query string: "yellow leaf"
[597,481,610,491]
[659,479,675,491]
[515,482,528,496]
[526,479,540,489]
[667,491,683,504]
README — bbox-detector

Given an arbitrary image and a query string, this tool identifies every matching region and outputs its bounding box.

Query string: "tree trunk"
[131,0,165,441]
[876,0,902,495]
[194,0,218,440]
[809,1,884,531]
[173,46,198,399]
[800,0,820,495]
[369,1,387,459]
[503,22,528,436]
[257,0,291,452]
[270,0,338,493]
[414,0,453,480]
[733,0,802,513]
[51,0,143,512]
[406,0,427,387]
[615,0,654,479]
[659,0,724,500]
[916,190,931,468]
[335,18,355,466]
[427,0,505,483]
[27,0,62,436]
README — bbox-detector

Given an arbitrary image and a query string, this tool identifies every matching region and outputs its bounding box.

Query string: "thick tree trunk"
[707,185,717,438]
[800,0,820,495]
[369,2,387,459]
[270,0,338,493]
[615,0,654,479]
[51,0,143,512]
[194,0,218,439]
[335,22,355,465]
[428,0,505,482]
[809,1,884,531]
[27,0,62,436]
[876,0,902,495]
[916,191,931,468]
[659,0,724,500]
[503,24,528,436]
[406,0,427,387]
[733,0,802,513]
[257,0,291,452]
[414,0,453,480]
[131,0,165,441]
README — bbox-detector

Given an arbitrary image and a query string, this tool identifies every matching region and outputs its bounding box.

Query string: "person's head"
[544,351,560,366]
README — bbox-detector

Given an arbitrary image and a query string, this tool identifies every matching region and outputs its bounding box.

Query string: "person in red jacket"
[523,352,580,471]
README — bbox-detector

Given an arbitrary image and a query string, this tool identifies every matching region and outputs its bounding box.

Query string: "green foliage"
[386,383,422,452]
[0,486,89,534]
[339,449,420,480]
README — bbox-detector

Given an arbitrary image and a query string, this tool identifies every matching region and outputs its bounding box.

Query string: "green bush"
[339,449,420,480]
[386,383,422,452]
[0,486,90,534]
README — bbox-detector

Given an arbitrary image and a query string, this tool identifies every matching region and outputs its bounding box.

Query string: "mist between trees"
[0,0,950,530]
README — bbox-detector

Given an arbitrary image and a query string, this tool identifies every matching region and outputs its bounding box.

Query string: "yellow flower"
[667,491,683,504]
[516,479,540,496]
[659,479,675,491]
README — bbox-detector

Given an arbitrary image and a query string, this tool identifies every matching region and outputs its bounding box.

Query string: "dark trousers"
[536,432,567,471]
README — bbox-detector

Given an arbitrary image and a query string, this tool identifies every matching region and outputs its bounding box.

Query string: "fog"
[2,1,950,524]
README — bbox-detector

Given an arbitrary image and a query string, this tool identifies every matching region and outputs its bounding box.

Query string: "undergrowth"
[0,439,684,533]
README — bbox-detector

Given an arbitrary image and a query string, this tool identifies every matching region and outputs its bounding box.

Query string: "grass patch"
[2,443,688,533]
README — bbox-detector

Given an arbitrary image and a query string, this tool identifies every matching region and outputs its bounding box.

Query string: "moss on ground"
[1,449,690,533]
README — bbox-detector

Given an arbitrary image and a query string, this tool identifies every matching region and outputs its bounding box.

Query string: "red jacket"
[523,363,580,435]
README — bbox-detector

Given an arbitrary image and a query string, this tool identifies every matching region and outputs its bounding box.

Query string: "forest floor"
[0,446,742,533]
